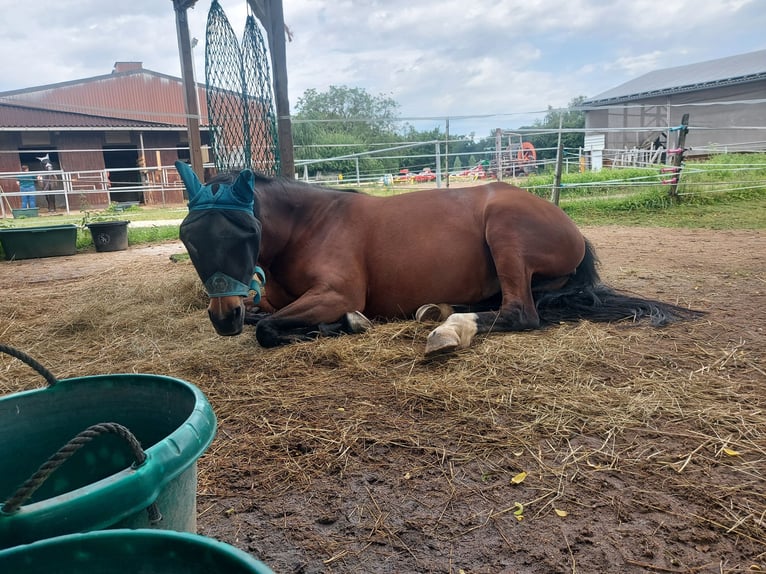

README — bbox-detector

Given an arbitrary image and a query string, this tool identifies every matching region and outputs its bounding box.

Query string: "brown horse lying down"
[176,162,700,356]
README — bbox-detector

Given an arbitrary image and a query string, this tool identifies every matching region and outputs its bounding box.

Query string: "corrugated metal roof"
[0,101,174,129]
[584,49,766,105]
[0,65,209,128]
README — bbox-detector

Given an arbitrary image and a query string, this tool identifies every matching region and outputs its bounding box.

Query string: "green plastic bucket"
[0,529,274,573]
[0,353,217,548]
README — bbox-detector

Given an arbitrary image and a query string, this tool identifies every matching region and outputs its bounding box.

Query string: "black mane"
[205,170,360,194]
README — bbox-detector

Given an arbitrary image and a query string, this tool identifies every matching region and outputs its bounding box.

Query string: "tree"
[292,86,402,176]
[290,85,501,179]
[294,85,399,138]
[522,96,586,161]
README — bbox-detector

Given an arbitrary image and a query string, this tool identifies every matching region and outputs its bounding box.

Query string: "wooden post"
[172,0,204,182]
[550,114,564,205]
[249,0,295,178]
[666,113,689,201]
[269,1,295,178]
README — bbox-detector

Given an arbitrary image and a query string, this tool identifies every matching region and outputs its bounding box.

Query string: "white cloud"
[0,0,762,135]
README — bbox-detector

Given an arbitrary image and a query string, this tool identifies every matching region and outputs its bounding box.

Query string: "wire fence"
[0,165,186,219]
[1,135,764,219]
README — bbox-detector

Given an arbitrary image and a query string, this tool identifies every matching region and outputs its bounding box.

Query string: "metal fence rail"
[0,165,186,218]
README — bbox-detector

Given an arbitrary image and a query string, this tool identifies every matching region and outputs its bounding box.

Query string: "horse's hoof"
[346,310,373,333]
[424,329,460,356]
[415,303,454,323]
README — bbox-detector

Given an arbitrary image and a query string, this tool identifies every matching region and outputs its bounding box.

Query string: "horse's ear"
[175,161,202,199]
[233,169,255,204]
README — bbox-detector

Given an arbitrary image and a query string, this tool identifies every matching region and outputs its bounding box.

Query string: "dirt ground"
[1,226,765,573]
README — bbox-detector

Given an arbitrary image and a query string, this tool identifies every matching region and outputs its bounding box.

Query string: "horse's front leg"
[244,310,271,325]
[243,295,275,326]
[254,289,370,348]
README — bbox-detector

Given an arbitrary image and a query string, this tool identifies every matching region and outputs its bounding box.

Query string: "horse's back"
[360,181,565,219]
[344,182,584,317]
[357,182,580,255]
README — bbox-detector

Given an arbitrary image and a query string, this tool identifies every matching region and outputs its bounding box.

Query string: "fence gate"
[205,0,280,175]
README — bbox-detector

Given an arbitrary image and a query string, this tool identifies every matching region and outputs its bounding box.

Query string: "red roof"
[0,63,209,129]
[0,100,172,129]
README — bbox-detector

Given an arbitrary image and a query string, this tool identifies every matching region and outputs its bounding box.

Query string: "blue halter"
[203,267,265,302]
[176,161,265,302]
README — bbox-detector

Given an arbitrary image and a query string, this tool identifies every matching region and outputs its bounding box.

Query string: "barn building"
[0,61,211,210]
[582,49,766,157]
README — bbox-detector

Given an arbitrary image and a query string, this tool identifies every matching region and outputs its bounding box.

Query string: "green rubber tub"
[0,371,217,549]
[0,224,77,260]
[0,529,274,573]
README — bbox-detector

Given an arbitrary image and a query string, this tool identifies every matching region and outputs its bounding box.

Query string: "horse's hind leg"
[424,304,540,356]
[424,312,480,355]
[415,295,504,323]
[424,269,540,356]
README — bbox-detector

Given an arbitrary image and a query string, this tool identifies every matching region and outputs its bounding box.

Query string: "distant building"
[0,61,211,209]
[583,49,766,156]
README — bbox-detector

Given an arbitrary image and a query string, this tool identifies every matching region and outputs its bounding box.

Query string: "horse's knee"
[424,313,478,356]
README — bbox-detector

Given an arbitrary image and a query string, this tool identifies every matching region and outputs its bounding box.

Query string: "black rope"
[0,343,58,387]
[2,422,147,515]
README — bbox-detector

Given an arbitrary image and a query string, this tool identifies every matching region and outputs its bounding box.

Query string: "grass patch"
[76,224,180,250]
[524,166,664,199]
[566,195,766,229]
[128,225,180,245]
[536,152,766,229]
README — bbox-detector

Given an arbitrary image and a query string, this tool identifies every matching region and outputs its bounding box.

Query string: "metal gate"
[205,0,280,174]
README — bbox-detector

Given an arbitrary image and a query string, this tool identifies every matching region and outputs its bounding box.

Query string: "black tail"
[534,238,703,326]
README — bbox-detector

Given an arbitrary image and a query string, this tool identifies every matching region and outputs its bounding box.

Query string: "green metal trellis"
[205,0,280,174]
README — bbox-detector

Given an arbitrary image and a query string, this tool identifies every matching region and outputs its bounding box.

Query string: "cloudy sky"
[0,0,763,137]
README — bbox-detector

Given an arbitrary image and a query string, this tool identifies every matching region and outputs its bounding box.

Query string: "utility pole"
[172,0,204,181]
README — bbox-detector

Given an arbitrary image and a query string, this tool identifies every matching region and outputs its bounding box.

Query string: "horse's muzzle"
[207,296,245,336]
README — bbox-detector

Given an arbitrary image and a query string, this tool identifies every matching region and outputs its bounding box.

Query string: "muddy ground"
[1,225,764,573]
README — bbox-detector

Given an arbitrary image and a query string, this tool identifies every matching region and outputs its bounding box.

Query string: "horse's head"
[36,154,53,171]
[176,161,263,336]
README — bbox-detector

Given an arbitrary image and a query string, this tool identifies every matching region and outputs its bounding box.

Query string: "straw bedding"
[0,227,764,573]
